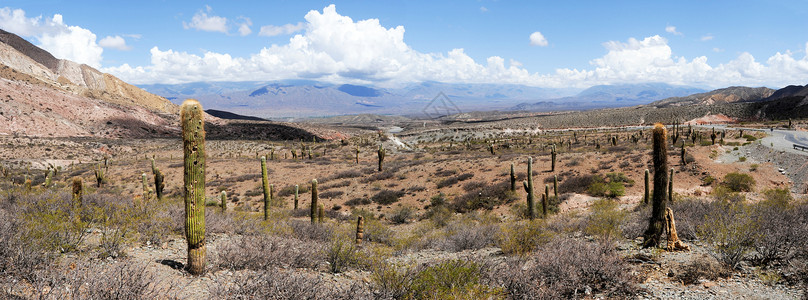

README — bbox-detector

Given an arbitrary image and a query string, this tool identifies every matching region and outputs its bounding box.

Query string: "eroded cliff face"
[0,28,181,137]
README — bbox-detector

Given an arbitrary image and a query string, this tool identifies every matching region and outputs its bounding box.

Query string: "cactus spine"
[310,179,318,224]
[523,157,535,220]
[71,177,83,207]
[180,99,206,275]
[644,169,650,205]
[261,156,270,220]
[377,145,385,172]
[543,184,549,217]
[509,163,516,192]
[294,184,299,210]
[643,123,669,248]
[356,215,365,244]
[220,191,227,212]
[668,168,674,202]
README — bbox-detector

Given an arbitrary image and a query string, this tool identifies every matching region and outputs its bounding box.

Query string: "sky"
[0,0,806,89]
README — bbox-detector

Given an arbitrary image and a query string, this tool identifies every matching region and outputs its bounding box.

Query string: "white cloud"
[480,6,488,12]
[104,5,808,89]
[712,47,724,52]
[665,25,682,36]
[0,8,103,67]
[99,35,131,50]
[529,31,548,46]
[183,5,228,33]
[701,34,714,41]
[237,17,252,36]
[258,22,305,36]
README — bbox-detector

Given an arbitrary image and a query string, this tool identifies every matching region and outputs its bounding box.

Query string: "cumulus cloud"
[701,34,714,41]
[529,31,548,46]
[237,17,252,36]
[99,35,131,50]
[665,25,682,36]
[480,6,489,12]
[258,22,305,36]
[0,7,103,67]
[104,5,808,89]
[183,5,228,33]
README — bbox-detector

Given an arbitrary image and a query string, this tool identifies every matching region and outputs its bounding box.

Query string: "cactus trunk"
[71,177,83,207]
[643,123,669,248]
[668,168,674,202]
[553,175,558,199]
[310,179,318,224]
[294,184,299,210]
[261,156,270,220]
[356,216,365,244]
[180,99,207,275]
[523,157,535,220]
[509,163,516,192]
[318,204,325,223]
[220,191,227,212]
[377,145,385,172]
[543,184,549,217]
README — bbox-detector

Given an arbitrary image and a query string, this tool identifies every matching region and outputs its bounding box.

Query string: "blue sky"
[1,1,806,89]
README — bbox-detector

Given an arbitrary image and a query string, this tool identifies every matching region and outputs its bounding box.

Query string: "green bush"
[721,172,755,192]
[587,175,625,198]
[372,190,404,205]
[372,260,501,299]
[496,220,553,256]
[388,206,415,224]
[743,134,757,141]
[697,202,758,268]
[584,199,628,240]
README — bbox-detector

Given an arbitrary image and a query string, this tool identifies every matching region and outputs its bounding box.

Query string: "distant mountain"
[649,86,775,108]
[0,29,178,138]
[763,84,808,101]
[138,80,579,118]
[512,83,706,111]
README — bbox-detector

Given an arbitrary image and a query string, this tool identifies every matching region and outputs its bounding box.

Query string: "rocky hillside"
[0,29,183,138]
[649,86,775,108]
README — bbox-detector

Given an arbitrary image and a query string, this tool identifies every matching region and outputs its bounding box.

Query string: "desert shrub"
[362,169,397,182]
[319,190,344,199]
[434,168,458,177]
[451,181,517,213]
[212,268,370,299]
[362,217,395,246]
[749,164,759,171]
[436,173,474,188]
[213,234,322,271]
[83,193,138,258]
[0,205,53,282]
[743,134,757,141]
[738,156,747,162]
[434,213,500,252]
[345,197,371,207]
[587,175,625,198]
[408,185,426,193]
[322,180,351,189]
[277,184,309,197]
[388,206,416,224]
[18,191,89,253]
[676,256,732,285]
[584,198,628,241]
[288,220,334,242]
[712,185,746,202]
[372,260,501,299]
[748,190,806,266]
[697,202,758,268]
[702,175,715,186]
[558,174,596,194]
[668,198,718,240]
[371,190,404,205]
[721,172,755,192]
[492,238,637,299]
[497,220,553,256]
[330,170,363,180]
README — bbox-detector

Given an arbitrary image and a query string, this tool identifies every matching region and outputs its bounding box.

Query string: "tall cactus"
[553,175,558,199]
[509,163,516,192]
[644,169,650,205]
[180,99,206,275]
[94,164,105,188]
[356,215,365,244]
[43,169,53,188]
[550,144,556,172]
[681,144,687,166]
[523,157,535,220]
[377,144,385,172]
[152,158,165,201]
[318,204,325,223]
[220,191,227,213]
[643,123,669,248]
[142,173,152,202]
[71,177,83,207]
[310,179,318,224]
[355,148,360,164]
[261,156,270,220]
[294,184,299,210]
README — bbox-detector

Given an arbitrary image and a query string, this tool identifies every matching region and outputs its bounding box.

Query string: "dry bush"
[371,259,501,299]
[210,268,370,299]
[491,238,637,298]
[583,198,628,241]
[212,234,323,271]
[697,202,758,268]
[319,190,345,199]
[287,220,334,242]
[371,190,404,205]
[496,220,554,256]
[436,214,500,252]
[451,181,517,213]
[749,190,808,266]
[388,206,415,224]
[558,174,596,194]
[676,256,732,285]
